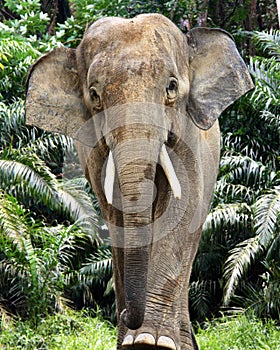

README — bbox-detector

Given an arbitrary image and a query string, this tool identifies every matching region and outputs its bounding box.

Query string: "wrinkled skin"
[25,14,254,350]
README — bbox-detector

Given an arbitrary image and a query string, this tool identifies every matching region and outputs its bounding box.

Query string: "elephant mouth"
[104,143,181,206]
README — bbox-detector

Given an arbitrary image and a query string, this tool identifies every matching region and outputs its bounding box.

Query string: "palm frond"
[189,280,219,320]
[65,176,101,214]
[253,30,280,59]
[214,179,252,204]
[25,132,75,166]
[58,179,102,242]
[0,100,75,170]
[23,235,40,292]
[253,187,280,249]
[80,247,112,279]
[249,56,280,111]
[0,100,26,148]
[78,246,113,302]
[260,111,280,135]
[35,224,87,272]
[203,202,252,233]
[223,236,262,306]
[219,154,273,191]
[0,208,87,319]
[241,261,280,319]
[0,155,61,210]
[0,258,26,316]
[0,194,41,316]
[223,188,280,307]
[222,132,277,166]
[0,191,28,251]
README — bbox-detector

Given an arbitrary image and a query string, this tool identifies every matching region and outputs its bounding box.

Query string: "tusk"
[159,144,181,200]
[104,151,115,204]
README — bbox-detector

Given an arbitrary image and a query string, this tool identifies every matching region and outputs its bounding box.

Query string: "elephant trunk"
[103,105,182,330]
[114,139,159,330]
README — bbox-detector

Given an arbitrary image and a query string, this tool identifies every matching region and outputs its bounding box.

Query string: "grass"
[196,314,280,350]
[0,311,279,349]
[0,310,117,350]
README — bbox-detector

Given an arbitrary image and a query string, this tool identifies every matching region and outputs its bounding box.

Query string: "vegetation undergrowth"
[196,314,280,350]
[0,310,117,350]
[0,311,279,349]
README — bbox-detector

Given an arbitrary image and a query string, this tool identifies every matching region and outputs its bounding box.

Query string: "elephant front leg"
[121,279,193,350]
[121,228,200,350]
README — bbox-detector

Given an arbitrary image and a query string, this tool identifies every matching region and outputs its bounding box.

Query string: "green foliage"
[0,38,40,103]
[0,312,279,350]
[191,29,280,322]
[0,190,99,323]
[221,31,280,311]
[3,0,50,37]
[0,96,105,323]
[0,101,101,229]
[225,189,280,319]
[0,310,117,349]
[253,29,280,58]
[0,0,67,103]
[250,56,280,112]
[249,31,280,117]
[0,191,61,318]
[55,0,202,47]
[0,5,109,318]
[78,243,115,321]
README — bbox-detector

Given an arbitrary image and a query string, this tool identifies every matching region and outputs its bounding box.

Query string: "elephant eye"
[166,78,178,102]
[89,86,102,109]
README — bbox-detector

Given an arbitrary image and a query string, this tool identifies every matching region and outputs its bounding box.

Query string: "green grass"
[196,314,280,350]
[0,311,279,349]
[0,310,117,350]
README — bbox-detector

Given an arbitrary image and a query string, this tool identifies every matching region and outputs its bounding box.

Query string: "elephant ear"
[186,28,254,130]
[26,47,88,137]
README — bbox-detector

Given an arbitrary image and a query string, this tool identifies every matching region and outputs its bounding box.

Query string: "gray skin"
[25,14,254,350]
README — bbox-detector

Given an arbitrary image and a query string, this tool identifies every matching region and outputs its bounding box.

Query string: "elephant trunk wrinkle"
[113,142,159,331]
[104,122,179,330]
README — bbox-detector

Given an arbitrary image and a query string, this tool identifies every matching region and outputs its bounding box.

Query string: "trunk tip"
[121,308,144,330]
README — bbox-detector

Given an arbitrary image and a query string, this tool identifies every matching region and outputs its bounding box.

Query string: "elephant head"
[26,14,253,349]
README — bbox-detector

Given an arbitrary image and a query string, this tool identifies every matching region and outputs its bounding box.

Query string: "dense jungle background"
[0,0,279,348]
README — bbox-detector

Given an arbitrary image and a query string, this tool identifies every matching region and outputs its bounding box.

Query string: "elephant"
[25,13,254,350]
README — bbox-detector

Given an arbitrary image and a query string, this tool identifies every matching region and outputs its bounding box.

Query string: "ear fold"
[26,47,89,137]
[186,28,254,130]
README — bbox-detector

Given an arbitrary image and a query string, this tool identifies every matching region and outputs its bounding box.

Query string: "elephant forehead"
[85,14,179,44]
[87,53,167,83]
[79,14,186,67]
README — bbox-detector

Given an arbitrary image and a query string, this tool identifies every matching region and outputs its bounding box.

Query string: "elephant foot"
[122,331,177,349]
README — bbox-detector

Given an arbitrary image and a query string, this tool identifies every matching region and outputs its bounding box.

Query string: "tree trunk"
[277,0,280,28]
